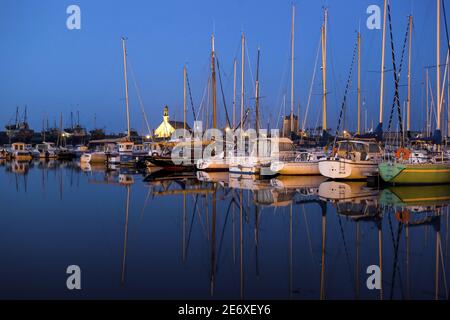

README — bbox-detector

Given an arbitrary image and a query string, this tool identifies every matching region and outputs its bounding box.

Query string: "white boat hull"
[318,158,378,180]
[229,157,261,175]
[197,158,229,171]
[81,152,107,164]
[270,160,320,175]
[229,164,260,175]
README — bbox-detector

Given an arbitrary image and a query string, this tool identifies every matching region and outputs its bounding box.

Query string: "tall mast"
[426,68,430,136]
[121,37,131,139]
[357,31,361,134]
[378,0,387,126]
[233,59,237,130]
[321,8,328,133]
[448,48,450,138]
[290,4,295,134]
[42,115,46,142]
[211,34,217,129]
[255,48,261,135]
[240,33,245,135]
[57,112,63,147]
[15,106,18,126]
[183,65,187,131]
[407,15,413,133]
[282,93,286,137]
[437,0,441,132]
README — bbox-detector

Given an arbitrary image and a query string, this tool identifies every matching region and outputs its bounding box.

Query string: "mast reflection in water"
[0,159,448,300]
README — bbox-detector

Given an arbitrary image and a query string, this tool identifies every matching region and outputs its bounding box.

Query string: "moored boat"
[270,150,325,176]
[10,142,32,161]
[32,142,58,159]
[318,140,382,180]
[378,154,450,185]
[80,151,107,164]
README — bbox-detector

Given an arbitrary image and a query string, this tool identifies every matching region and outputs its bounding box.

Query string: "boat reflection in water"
[380,184,449,300]
[0,162,449,300]
[6,160,30,175]
[271,175,327,197]
[318,181,380,220]
[196,171,229,187]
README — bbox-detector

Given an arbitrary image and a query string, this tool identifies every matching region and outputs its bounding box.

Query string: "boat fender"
[395,148,410,161]
[332,147,337,156]
[395,210,410,224]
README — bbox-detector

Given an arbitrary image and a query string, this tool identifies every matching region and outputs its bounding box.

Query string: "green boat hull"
[380,184,450,207]
[378,162,450,185]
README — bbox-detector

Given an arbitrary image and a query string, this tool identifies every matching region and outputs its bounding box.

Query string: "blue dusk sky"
[0,0,443,134]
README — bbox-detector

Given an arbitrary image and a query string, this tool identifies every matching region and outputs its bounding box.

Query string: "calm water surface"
[0,159,449,300]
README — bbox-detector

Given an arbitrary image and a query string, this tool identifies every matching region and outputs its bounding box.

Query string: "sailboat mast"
[437,0,441,132]
[240,33,245,135]
[448,51,450,138]
[255,48,260,135]
[321,8,328,133]
[121,37,131,139]
[426,68,430,136]
[357,31,361,134]
[233,59,237,130]
[57,112,63,147]
[379,0,387,126]
[42,116,45,142]
[290,4,295,134]
[184,65,187,131]
[407,15,413,133]
[15,106,18,127]
[211,34,217,129]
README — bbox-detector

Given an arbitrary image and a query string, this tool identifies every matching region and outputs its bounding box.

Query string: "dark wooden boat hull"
[147,156,195,171]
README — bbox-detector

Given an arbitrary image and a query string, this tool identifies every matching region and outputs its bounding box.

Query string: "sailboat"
[319,6,385,181]
[270,149,325,175]
[81,38,135,166]
[230,9,300,177]
[229,136,297,175]
[117,37,135,166]
[149,37,219,172]
[378,0,450,185]
[269,7,328,176]
[196,36,233,172]
[319,139,383,180]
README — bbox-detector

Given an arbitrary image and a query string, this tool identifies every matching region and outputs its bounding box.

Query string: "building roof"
[169,121,191,131]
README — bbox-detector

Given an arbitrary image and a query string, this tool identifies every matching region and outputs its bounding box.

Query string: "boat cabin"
[249,137,296,159]
[132,144,145,153]
[118,141,134,153]
[335,140,382,161]
[12,142,26,151]
[36,142,55,151]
